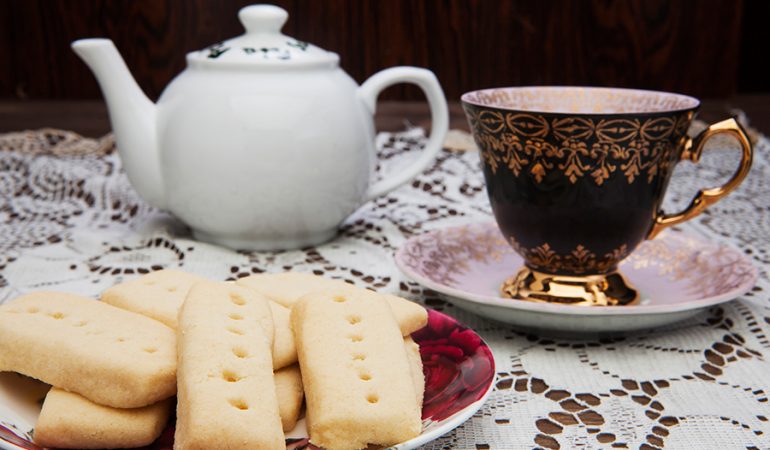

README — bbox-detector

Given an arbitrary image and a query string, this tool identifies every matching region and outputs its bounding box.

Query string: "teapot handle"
[358,67,448,201]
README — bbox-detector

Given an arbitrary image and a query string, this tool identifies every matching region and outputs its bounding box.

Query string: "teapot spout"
[72,38,165,209]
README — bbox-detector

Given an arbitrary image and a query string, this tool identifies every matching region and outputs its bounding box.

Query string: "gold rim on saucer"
[501,267,639,307]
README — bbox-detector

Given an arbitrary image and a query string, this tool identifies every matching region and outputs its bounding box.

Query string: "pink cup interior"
[461,86,700,115]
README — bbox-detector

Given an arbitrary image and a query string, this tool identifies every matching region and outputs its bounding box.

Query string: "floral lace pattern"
[1,126,769,449]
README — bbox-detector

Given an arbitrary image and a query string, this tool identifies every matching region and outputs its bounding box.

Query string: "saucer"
[395,222,759,334]
[0,309,495,450]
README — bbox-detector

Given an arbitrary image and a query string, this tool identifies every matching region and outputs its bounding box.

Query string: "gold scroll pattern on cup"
[464,107,692,185]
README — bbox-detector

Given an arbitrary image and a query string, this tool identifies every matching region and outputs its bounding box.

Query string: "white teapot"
[72,4,448,250]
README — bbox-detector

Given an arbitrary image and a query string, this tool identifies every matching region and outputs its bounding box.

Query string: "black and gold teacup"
[461,86,752,306]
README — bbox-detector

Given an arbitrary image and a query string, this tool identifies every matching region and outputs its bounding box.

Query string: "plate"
[395,222,759,335]
[0,309,495,450]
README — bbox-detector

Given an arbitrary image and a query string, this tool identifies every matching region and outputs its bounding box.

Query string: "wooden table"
[1,97,769,137]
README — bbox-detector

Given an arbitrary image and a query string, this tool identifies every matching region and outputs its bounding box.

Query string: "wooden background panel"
[738,0,770,93]
[0,1,12,96]
[0,0,753,101]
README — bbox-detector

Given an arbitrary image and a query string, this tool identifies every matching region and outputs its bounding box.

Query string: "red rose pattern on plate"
[414,309,495,422]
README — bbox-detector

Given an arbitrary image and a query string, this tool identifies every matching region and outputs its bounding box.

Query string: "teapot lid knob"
[239,4,288,34]
[189,3,339,67]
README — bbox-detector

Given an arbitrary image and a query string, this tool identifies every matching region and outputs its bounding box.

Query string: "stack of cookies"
[0,270,427,450]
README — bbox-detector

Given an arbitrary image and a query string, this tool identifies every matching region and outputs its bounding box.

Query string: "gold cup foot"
[501,267,639,306]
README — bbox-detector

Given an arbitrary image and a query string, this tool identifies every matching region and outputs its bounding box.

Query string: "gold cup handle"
[647,118,753,239]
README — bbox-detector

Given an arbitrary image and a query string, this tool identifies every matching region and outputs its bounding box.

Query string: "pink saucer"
[396,222,759,334]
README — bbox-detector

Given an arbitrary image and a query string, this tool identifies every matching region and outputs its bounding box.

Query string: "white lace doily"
[1,126,769,449]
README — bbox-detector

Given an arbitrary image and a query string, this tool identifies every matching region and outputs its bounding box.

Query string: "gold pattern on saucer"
[501,267,639,306]
[399,225,511,286]
[510,239,630,275]
[627,232,756,299]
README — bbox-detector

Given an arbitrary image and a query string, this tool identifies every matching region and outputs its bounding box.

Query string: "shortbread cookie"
[0,292,176,408]
[34,388,172,449]
[103,271,296,369]
[292,290,421,450]
[275,364,304,432]
[101,269,208,328]
[175,281,284,450]
[404,336,425,407]
[269,301,299,369]
[237,272,428,334]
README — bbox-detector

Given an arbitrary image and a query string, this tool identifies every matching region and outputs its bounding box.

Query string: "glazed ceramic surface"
[461,87,752,276]
[0,309,494,450]
[395,222,759,334]
[71,5,448,251]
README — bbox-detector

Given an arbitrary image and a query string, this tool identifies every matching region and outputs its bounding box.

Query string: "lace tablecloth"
[1,126,769,449]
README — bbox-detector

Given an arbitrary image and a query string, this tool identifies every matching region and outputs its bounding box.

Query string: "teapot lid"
[187,4,339,68]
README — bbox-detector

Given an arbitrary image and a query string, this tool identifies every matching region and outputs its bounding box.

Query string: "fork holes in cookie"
[74,321,88,327]
[143,347,157,353]
[27,307,39,313]
[366,394,379,404]
[232,347,249,358]
[359,372,372,381]
[230,294,246,306]
[347,315,361,325]
[227,326,245,335]
[333,295,347,303]
[229,313,244,321]
[116,337,126,342]
[349,334,363,342]
[166,286,178,293]
[352,353,366,361]
[228,398,249,410]
[50,312,65,319]
[228,399,249,410]
[222,370,241,382]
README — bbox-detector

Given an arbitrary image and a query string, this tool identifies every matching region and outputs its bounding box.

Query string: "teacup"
[462,86,752,306]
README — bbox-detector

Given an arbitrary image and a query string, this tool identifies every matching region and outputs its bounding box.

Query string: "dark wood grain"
[0,0,750,101]
[3,96,770,139]
[0,3,9,96]
[738,0,770,93]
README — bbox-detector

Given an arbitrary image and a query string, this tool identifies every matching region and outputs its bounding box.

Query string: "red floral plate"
[0,309,495,450]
